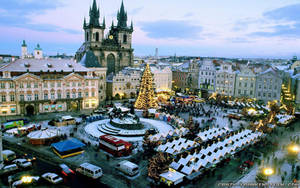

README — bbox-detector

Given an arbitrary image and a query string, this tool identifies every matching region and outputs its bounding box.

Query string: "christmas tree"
[134,64,158,109]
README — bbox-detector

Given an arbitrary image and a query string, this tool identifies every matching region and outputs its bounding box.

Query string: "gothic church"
[76,0,134,75]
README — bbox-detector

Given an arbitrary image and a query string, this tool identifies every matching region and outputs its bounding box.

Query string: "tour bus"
[76,162,103,179]
[99,135,132,157]
[2,150,16,163]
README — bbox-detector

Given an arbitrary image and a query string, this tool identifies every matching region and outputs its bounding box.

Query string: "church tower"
[21,40,28,59]
[83,0,105,49]
[34,44,43,59]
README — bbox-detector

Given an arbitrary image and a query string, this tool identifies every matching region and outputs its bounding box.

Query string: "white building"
[106,67,141,99]
[34,44,43,59]
[234,66,256,98]
[151,66,172,92]
[215,63,236,96]
[198,60,216,92]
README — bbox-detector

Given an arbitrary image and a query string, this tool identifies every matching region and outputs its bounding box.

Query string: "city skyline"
[1,0,300,58]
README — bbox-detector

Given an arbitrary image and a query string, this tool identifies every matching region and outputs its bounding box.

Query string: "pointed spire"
[102,17,106,28]
[111,20,114,28]
[89,0,100,27]
[130,20,133,31]
[83,17,87,28]
[117,0,127,28]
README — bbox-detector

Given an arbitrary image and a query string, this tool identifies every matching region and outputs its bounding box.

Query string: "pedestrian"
[106,154,110,161]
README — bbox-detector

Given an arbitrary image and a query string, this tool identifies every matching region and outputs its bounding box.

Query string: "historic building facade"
[255,68,282,102]
[0,59,99,116]
[75,0,134,76]
[150,66,172,92]
[198,60,216,93]
[106,67,141,100]
[234,66,256,98]
[215,63,236,96]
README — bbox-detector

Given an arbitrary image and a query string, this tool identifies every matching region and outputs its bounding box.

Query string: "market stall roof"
[51,138,85,152]
[160,170,185,183]
[27,128,59,139]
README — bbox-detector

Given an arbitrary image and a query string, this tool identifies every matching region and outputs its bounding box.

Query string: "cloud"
[129,7,143,15]
[139,20,202,39]
[248,3,300,38]
[184,12,194,18]
[228,37,253,43]
[0,0,79,34]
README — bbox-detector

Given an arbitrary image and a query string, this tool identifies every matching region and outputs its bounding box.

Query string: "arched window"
[96,32,99,41]
[86,32,89,41]
[123,34,127,43]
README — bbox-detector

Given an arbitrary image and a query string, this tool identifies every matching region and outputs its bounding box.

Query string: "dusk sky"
[1,0,300,58]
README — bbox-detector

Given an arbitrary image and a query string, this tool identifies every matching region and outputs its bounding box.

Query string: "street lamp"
[289,144,300,154]
[263,167,274,176]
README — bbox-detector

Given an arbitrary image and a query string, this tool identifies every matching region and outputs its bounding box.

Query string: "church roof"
[34,44,42,50]
[21,40,27,47]
[79,50,101,68]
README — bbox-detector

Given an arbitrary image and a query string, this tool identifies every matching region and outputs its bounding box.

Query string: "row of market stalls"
[159,129,264,186]
[149,127,189,142]
[157,138,199,156]
[197,127,231,142]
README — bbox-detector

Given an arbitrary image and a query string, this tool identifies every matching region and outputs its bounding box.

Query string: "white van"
[76,163,102,179]
[2,150,16,162]
[116,160,139,176]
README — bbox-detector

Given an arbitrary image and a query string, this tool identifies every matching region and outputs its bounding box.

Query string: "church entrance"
[107,54,115,75]
[26,105,34,116]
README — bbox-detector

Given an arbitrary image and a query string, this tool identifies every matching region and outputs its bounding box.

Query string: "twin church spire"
[83,0,132,31]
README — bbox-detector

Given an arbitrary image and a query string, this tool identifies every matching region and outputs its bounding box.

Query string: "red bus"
[99,135,132,157]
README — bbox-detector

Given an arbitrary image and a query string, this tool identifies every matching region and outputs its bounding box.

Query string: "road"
[0,149,109,188]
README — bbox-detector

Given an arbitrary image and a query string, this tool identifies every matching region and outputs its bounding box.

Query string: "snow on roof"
[27,128,59,139]
[61,116,74,120]
[160,170,185,183]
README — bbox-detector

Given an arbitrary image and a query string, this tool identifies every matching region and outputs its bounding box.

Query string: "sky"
[1,0,300,58]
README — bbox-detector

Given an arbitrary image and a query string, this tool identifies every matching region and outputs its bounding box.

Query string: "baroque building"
[198,60,216,93]
[215,63,236,96]
[75,0,134,76]
[234,65,256,98]
[0,59,99,116]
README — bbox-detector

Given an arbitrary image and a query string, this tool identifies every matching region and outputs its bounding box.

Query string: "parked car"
[12,176,39,188]
[23,153,36,162]
[42,172,63,184]
[115,160,139,176]
[13,159,32,168]
[59,164,75,176]
[2,150,16,163]
[0,164,18,175]
[76,163,102,179]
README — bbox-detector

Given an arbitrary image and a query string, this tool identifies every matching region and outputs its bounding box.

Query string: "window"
[274,85,277,90]
[92,92,95,97]
[258,92,261,97]
[27,94,32,101]
[43,82,47,88]
[44,105,49,111]
[250,83,253,88]
[239,82,241,87]
[51,82,55,88]
[263,93,266,97]
[20,83,24,88]
[85,81,89,86]
[238,89,241,94]
[72,82,76,87]
[78,82,81,87]
[34,94,39,100]
[259,85,261,89]
[78,92,82,98]
[10,94,15,102]
[85,103,89,108]
[57,82,61,87]
[9,83,14,88]
[66,92,70,99]
[250,90,253,95]
[51,93,55,99]
[244,83,247,87]
[91,81,95,86]
[1,95,6,102]
[20,94,24,101]
[66,82,70,87]
[274,93,277,98]
[269,85,272,89]
[268,93,271,97]
[34,82,38,88]
[123,34,127,43]
[0,82,5,89]
[27,82,31,88]
[72,92,76,98]
[96,32,99,42]
[44,93,48,100]
[11,107,16,113]
[244,90,247,95]
[57,93,61,99]
[85,92,89,97]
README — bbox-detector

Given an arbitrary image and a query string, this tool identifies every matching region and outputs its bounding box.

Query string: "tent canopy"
[51,138,85,153]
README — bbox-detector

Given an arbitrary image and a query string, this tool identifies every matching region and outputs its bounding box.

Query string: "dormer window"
[47,63,52,68]
[68,64,73,68]
[24,63,30,68]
